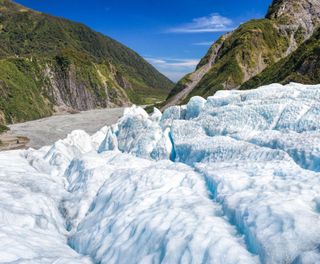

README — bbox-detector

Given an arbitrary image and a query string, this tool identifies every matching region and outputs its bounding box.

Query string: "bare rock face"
[266,0,320,58]
[267,0,320,37]
[43,63,131,112]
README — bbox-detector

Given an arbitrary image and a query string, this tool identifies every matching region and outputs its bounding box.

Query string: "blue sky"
[15,0,271,82]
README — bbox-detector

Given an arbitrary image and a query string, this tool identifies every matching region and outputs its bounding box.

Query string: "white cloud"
[193,41,213,46]
[167,14,234,33]
[145,57,199,82]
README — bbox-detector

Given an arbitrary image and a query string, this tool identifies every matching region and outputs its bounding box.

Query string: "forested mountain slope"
[0,0,173,124]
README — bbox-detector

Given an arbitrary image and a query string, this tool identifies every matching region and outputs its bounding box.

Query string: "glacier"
[1,83,320,263]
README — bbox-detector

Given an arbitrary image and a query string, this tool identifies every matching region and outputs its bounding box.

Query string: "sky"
[15,0,271,82]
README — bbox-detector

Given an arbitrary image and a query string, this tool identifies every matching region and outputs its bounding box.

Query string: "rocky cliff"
[0,0,173,124]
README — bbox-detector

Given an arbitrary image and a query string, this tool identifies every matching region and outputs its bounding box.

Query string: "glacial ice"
[1,83,320,263]
[98,105,173,160]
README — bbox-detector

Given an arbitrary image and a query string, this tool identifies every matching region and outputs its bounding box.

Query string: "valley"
[0,0,320,263]
[0,0,172,126]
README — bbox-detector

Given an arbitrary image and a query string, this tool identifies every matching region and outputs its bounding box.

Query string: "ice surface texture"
[1,83,320,263]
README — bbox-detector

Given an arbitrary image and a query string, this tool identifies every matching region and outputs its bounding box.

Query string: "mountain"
[0,0,173,125]
[241,27,320,89]
[163,0,320,108]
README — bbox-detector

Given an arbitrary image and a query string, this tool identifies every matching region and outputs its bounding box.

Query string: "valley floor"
[1,108,124,150]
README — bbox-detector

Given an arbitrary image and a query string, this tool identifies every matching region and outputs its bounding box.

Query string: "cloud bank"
[167,14,234,33]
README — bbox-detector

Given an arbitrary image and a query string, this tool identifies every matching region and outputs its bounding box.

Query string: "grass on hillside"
[0,58,53,124]
[241,28,320,89]
[0,124,9,146]
[0,0,173,93]
[0,124,9,134]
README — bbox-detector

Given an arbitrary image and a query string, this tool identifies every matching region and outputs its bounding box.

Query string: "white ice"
[1,83,320,263]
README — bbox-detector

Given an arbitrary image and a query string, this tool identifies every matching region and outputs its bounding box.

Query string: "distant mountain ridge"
[0,0,173,124]
[163,0,320,108]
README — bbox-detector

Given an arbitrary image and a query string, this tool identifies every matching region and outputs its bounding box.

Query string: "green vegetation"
[0,124,9,146]
[0,1,173,93]
[0,0,173,124]
[241,28,320,89]
[166,73,192,99]
[177,19,289,102]
[0,58,53,124]
[0,124,9,133]
[265,0,283,18]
